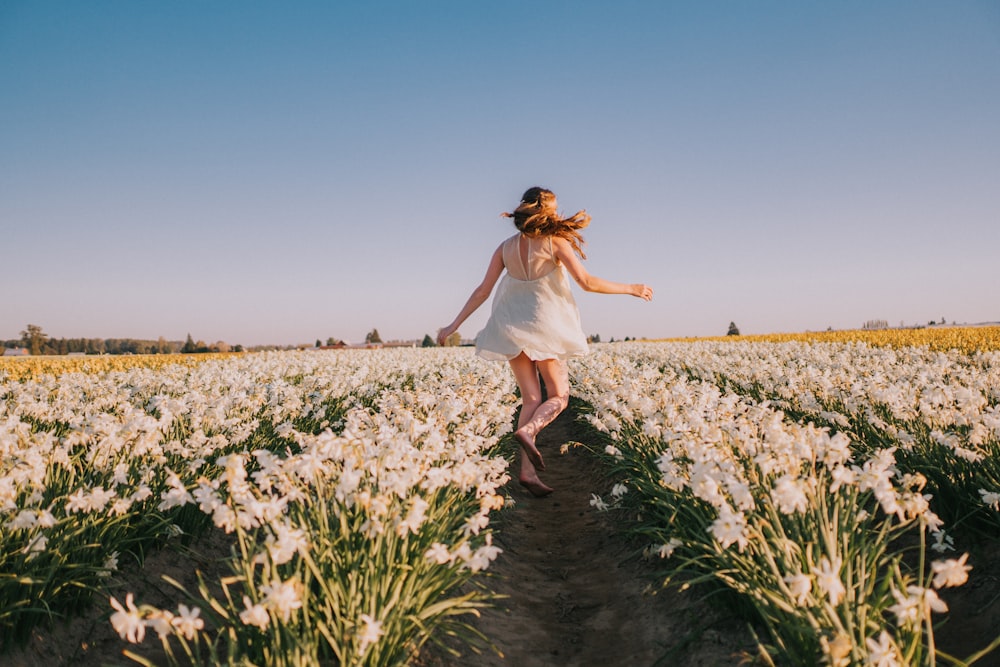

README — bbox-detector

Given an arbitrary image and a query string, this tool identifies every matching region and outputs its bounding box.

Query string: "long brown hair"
[502,187,590,259]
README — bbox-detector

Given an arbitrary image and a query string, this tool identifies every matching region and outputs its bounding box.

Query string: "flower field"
[574,336,1000,666]
[1,350,518,666]
[2,328,999,666]
[654,324,1000,354]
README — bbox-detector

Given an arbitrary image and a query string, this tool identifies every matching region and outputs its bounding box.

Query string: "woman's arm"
[437,243,506,345]
[553,237,653,301]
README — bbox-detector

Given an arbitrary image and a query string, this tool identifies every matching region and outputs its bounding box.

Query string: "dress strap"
[519,234,530,280]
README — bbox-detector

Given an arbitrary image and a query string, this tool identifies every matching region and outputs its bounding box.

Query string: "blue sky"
[2,1,998,346]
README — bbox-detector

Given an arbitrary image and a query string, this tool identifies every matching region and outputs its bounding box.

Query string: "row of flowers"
[572,341,1000,666]
[1,349,519,665]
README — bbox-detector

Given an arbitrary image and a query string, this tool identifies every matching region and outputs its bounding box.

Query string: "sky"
[2,1,998,347]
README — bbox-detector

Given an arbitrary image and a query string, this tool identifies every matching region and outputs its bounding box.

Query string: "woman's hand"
[436,325,457,346]
[631,284,653,301]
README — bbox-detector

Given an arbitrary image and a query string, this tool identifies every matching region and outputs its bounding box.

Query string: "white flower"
[979,489,1000,510]
[708,504,748,551]
[589,494,609,512]
[931,553,971,589]
[110,593,146,643]
[771,475,809,515]
[466,534,502,572]
[357,613,384,655]
[887,587,921,626]
[611,483,628,498]
[146,610,174,639]
[261,578,302,622]
[814,556,846,606]
[888,585,948,627]
[64,488,89,513]
[783,572,812,606]
[239,596,270,629]
[265,522,309,565]
[7,510,38,531]
[828,465,856,494]
[463,511,490,536]
[157,474,193,511]
[397,495,430,536]
[24,534,47,560]
[650,538,682,559]
[85,486,116,512]
[865,631,901,667]
[170,604,204,640]
[930,530,955,553]
[921,586,948,614]
[424,542,452,565]
[99,551,120,577]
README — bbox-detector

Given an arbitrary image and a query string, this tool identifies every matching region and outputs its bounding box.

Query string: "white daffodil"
[865,631,900,667]
[239,596,270,629]
[357,613,384,655]
[260,578,303,623]
[814,556,846,606]
[783,572,812,606]
[109,593,146,644]
[708,504,748,552]
[931,553,972,589]
[170,604,204,640]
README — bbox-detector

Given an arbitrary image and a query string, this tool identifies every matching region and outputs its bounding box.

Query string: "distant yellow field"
[652,325,1000,353]
[4,327,999,383]
[0,352,239,382]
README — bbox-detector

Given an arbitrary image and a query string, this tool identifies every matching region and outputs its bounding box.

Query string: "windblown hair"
[502,187,590,259]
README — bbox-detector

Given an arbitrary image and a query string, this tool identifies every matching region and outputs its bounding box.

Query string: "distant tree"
[316,339,322,348]
[365,328,383,344]
[587,333,601,343]
[421,334,436,347]
[727,322,740,336]
[326,337,343,346]
[443,332,462,347]
[181,333,197,354]
[20,324,47,355]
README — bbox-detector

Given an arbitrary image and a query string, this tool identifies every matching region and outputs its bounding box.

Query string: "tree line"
[5,325,242,355]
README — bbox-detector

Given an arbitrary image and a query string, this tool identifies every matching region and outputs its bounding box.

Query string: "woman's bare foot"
[515,428,545,471]
[519,477,554,498]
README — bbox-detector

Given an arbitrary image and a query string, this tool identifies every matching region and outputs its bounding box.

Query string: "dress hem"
[475,346,589,363]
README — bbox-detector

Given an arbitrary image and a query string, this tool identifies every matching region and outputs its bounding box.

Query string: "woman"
[438,187,652,497]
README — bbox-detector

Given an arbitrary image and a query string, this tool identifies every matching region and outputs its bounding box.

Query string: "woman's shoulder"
[547,234,573,253]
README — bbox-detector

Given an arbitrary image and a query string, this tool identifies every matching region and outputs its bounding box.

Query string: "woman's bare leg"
[516,357,570,452]
[509,355,570,496]
[508,353,553,496]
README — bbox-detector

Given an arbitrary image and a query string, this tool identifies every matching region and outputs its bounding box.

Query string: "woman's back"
[502,233,559,282]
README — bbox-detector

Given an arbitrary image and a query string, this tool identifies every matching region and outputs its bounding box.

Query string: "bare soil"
[6,406,1000,667]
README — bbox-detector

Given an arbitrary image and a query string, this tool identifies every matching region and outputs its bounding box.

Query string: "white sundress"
[475,233,589,362]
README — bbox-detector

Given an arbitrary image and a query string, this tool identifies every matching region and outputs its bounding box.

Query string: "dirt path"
[419,406,757,667]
